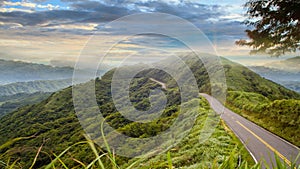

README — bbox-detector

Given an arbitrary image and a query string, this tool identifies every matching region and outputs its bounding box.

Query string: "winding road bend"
[149,78,300,168]
[200,93,300,168]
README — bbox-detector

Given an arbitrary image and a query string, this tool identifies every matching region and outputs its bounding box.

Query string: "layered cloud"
[0,0,252,66]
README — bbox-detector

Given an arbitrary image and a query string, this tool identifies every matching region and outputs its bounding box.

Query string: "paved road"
[200,93,300,168]
[149,78,300,168]
[149,78,167,90]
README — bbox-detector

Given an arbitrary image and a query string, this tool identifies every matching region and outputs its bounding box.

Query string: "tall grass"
[1,134,299,169]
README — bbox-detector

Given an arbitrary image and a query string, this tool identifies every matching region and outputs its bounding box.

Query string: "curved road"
[200,93,300,168]
[149,78,300,168]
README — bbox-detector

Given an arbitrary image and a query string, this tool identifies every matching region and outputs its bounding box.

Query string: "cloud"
[135,2,223,21]
[0,21,23,29]
[0,10,91,26]
[0,0,252,61]
[0,1,136,30]
[0,7,34,13]
[46,23,98,31]
[0,0,233,29]
[2,1,60,10]
[3,1,37,8]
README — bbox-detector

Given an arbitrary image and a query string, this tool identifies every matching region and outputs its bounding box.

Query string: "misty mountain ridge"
[249,56,300,93]
[0,79,72,96]
[263,56,300,72]
[0,59,109,85]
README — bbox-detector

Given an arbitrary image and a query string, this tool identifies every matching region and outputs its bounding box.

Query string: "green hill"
[0,53,299,168]
[0,92,52,117]
[221,58,299,100]
[143,53,299,100]
[0,72,252,168]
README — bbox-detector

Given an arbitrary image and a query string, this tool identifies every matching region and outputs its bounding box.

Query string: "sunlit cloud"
[46,23,99,31]
[2,1,60,10]
[0,7,33,13]
[0,0,269,67]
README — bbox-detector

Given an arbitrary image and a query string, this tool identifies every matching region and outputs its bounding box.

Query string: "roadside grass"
[0,97,256,169]
[1,134,299,169]
[226,91,300,147]
[0,90,299,168]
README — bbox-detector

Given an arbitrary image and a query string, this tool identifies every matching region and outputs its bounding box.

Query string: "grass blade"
[167,151,172,169]
[45,141,88,169]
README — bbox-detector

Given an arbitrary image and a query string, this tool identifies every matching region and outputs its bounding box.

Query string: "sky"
[0,0,298,67]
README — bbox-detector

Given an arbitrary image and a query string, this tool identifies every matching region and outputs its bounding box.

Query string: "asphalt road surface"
[149,78,299,168]
[200,93,300,168]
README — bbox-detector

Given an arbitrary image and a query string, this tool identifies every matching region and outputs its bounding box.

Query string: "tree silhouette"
[236,0,300,56]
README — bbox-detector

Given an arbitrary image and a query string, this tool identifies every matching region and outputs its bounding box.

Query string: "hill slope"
[0,53,299,168]
[143,53,299,100]
[0,72,252,168]
[0,92,52,117]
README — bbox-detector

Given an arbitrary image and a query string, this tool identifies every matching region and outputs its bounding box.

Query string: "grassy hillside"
[137,54,300,100]
[221,58,300,100]
[0,53,299,168]
[226,91,300,146]
[0,79,72,96]
[0,92,52,117]
[0,67,253,168]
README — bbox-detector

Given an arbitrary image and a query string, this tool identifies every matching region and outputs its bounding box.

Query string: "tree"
[236,0,300,56]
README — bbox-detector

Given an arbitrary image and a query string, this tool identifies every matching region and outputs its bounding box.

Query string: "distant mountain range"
[0,59,111,95]
[0,59,74,85]
[0,59,108,85]
[0,79,72,96]
[264,56,300,72]
[0,59,109,116]
[249,56,300,93]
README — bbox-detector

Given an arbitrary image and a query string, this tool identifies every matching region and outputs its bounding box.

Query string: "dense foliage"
[0,92,51,117]
[226,91,300,146]
[222,58,299,100]
[0,56,256,168]
[140,54,300,100]
[236,0,300,56]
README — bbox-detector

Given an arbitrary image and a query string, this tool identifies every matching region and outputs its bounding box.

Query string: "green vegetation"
[226,91,300,146]
[0,92,51,117]
[0,54,299,168]
[237,0,300,56]
[221,58,300,100]
[0,79,72,96]
[0,67,253,168]
[138,54,300,100]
